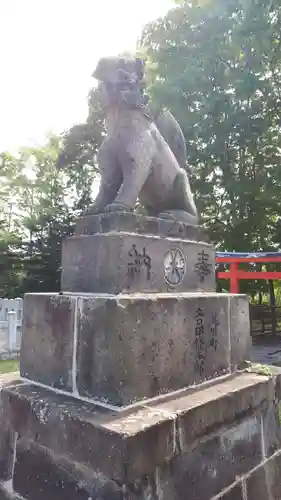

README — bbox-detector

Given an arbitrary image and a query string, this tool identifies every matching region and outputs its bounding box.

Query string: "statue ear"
[92,57,117,82]
[92,58,107,80]
[135,58,144,80]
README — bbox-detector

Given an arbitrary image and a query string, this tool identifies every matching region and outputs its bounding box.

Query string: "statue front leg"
[84,177,121,215]
[83,148,122,215]
[104,201,133,213]
[105,162,151,213]
[105,137,156,213]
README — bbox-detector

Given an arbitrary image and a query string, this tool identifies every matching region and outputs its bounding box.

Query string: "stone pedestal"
[20,213,250,407]
[74,212,208,241]
[62,214,214,294]
[1,212,274,500]
[1,369,281,500]
[20,292,250,405]
[61,233,216,293]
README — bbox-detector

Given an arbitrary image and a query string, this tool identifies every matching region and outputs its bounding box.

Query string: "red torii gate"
[216,252,281,294]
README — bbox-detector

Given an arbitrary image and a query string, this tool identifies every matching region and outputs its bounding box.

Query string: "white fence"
[0,298,23,352]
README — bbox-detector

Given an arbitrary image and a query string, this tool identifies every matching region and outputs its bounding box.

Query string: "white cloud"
[0,0,172,151]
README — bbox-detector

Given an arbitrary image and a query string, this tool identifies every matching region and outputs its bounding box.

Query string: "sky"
[0,0,173,152]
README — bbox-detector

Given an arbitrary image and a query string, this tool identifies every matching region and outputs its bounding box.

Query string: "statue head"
[92,56,147,110]
[93,56,144,85]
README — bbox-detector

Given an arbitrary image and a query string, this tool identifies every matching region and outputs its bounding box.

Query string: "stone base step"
[20,292,251,406]
[1,370,281,499]
[74,212,208,241]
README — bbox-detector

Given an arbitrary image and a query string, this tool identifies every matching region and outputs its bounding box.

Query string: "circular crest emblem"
[164,248,186,287]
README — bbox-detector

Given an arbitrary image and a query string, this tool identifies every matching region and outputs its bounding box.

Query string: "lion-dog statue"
[86,56,198,224]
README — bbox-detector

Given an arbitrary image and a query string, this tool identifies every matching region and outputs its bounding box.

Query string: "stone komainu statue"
[88,56,198,224]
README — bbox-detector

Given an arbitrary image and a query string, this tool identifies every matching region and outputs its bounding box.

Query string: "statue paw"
[158,210,198,225]
[82,205,101,216]
[104,202,132,213]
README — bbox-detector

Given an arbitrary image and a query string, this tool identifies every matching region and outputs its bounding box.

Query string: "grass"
[248,363,273,376]
[0,359,19,374]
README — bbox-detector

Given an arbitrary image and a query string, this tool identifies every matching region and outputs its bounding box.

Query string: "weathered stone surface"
[246,453,281,500]
[77,292,252,404]
[247,463,270,500]
[1,383,174,482]
[0,485,24,500]
[269,452,281,499]
[180,417,262,500]
[61,232,215,294]
[1,372,277,484]
[13,439,91,500]
[155,415,262,500]
[218,484,244,500]
[270,365,281,400]
[76,293,241,405]
[91,480,124,500]
[20,292,250,405]
[0,420,15,482]
[20,294,76,391]
[157,374,275,452]
[0,377,21,482]
[230,295,252,369]
[262,404,281,458]
[75,212,208,241]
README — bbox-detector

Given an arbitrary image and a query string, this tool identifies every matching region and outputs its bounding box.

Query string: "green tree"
[0,133,99,295]
[0,228,23,297]
[140,0,281,258]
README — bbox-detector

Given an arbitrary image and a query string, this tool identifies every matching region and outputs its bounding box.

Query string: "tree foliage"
[57,89,105,171]
[0,134,98,296]
[140,0,281,255]
[3,0,281,296]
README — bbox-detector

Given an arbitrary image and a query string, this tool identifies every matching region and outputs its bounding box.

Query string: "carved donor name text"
[194,307,221,376]
[195,250,212,283]
[128,244,152,281]
[194,307,205,375]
